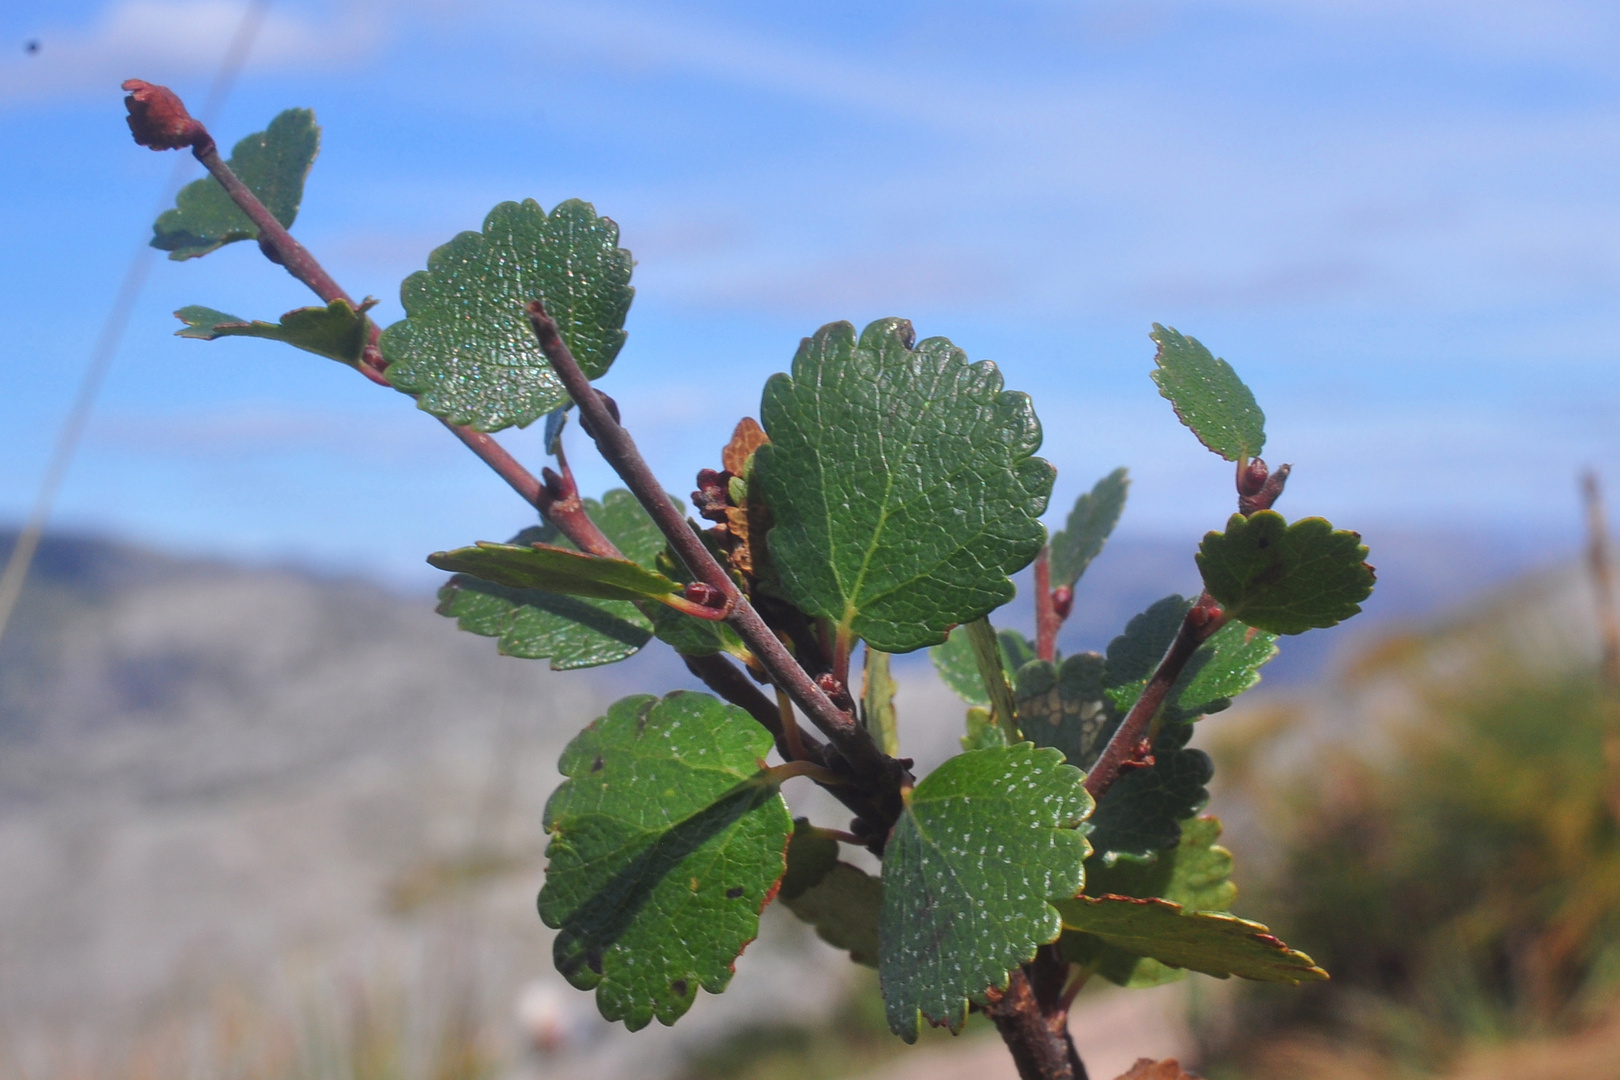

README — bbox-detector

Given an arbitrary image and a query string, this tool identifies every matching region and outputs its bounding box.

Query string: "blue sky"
[2,0,1618,585]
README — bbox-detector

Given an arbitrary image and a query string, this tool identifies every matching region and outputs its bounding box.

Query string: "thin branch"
[1034,548,1061,662]
[526,300,901,793]
[1084,596,1228,801]
[984,969,1087,1080]
[128,80,906,843]
[191,135,350,306]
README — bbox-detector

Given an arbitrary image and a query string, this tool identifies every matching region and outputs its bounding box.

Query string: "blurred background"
[2,1,1619,1078]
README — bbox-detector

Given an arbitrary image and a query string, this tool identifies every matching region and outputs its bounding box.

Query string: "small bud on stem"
[121,79,206,150]
[1051,585,1074,620]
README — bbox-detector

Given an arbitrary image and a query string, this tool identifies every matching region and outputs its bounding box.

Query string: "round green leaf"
[754,318,1055,654]
[539,692,793,1030]
[380,198,633,432]
[1197,512,1375,635]
[879,744,1091,1041]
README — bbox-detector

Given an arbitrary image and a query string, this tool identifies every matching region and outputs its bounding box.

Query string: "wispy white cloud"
[0,0,386,106]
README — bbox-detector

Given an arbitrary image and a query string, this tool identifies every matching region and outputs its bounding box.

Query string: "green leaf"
[153,108,318,260]
[862,647,900,757]
[435,491,664,670]
[1104,595,1191,690]
[379,199,634,432]
[932,624,1036,707]
[1013,652,1121,771]
[965,618,1019,742]
[174,299,375,367]
[1102,595,1279,721]
[880,744,1091,1041]
[960,706,1007,751]
[1054,895,1327,984]
[1050,468,1129,587]
[754,318,1054,654]
[1149,324,1265,462]
[539,692,794,1029]
[1086,721,1211,866]
[1069,816,1238,987]
[427,542,679,603]
[779,821,882,967]
[1197,512,1375,635]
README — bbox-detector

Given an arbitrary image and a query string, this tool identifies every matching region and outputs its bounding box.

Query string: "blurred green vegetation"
[1206,589,1620,1078]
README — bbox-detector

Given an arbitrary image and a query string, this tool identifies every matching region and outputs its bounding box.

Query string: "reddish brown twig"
[1034,548,1064,662]
[526,300,902,799]
[1084,595,1227,800]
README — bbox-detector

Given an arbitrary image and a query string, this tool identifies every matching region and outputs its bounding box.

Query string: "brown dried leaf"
[722,417,769,474]
[1114,1059,1202,1080]
[720,418,772,578]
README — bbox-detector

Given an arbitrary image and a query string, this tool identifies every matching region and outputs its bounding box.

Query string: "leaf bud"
[683,582,724,608]
[1237,457,1269,497]
[692,468,731,522]
[815,673,856,713]
[1051,585,1074,619]
[121,79,205,150]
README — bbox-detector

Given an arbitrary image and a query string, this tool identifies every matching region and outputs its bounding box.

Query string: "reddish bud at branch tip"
[1051,584,1074,620]
[121,79,205,151]
[1237,457,1269,497]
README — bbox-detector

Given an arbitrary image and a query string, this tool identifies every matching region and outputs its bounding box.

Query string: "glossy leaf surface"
[153,108,318,260]
[380,199,633,431]
[1149,324,1264,462]
[539,692,793,1029]
[174,299,373,366]
[1050,467,1129,587]
[755,318,1054,653]
[880,744,1091,1040]
[1197,512,1375,635]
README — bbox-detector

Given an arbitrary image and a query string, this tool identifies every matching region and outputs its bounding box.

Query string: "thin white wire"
[0,0,273,647]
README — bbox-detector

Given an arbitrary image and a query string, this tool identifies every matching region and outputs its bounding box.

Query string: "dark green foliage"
[154,108,318,259]
[380,199,633,432]
[1197,512,1375,635]
[754,318,1054,654]
[879,745,1091,1040]
[1086,721,1212,866]
[1014,652,1119,771]
[539,692,793,1030]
